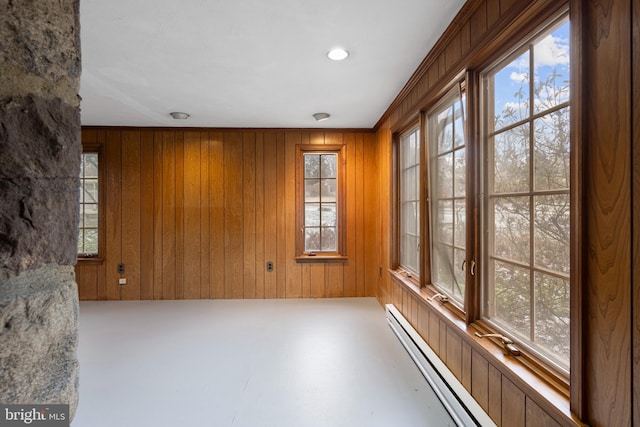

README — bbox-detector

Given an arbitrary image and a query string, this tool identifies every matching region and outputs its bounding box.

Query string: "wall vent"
[386,304,495,427]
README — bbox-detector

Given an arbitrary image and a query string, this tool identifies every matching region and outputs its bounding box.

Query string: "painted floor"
[72,298,455,427]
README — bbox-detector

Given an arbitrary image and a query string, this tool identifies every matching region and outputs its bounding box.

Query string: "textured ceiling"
[80,0,465,128]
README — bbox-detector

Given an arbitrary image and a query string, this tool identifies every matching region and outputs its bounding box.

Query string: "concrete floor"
[72,298,454,427]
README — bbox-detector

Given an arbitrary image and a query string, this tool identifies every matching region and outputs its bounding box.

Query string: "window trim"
[77,142,105,263]
[478,12,572,379]
[392,122,423,287]
[294,144,347,262]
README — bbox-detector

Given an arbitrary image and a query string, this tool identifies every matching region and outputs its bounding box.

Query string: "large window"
[399,127,420,276]
[78,151,100,257]
[481,16,570,371]
[296,145,346,259]
[427,88,466,305]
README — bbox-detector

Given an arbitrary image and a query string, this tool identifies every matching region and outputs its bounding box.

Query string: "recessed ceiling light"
[170,112,190,119]
[327,48,349,61]
[313,112,331,122]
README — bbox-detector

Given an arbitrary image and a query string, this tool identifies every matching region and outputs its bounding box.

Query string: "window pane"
[305,179,320,201]
[454,199,466,247]
[304,154,320,178]
[493,124,530,194]
[493,261,530,338]
[437,107,453,153]
[402,235,419,274]
[453,248,466,299]
[534,194,570,274]
[454,148,465,197]
[534,272,570,361]
[321,178,337,202]
[83,229,99,254]
[402,167,417,201]
[321,204,337,227]
[493,197,530,264]
[84,179,99,204]
[305,228,320,251]
[402,201,418,236]
[492,50,530,131]
[77,229,84,252]
[437,200,453,244]
[84,204,99,228]
[437,153,453,198]
[320,154,336,178]
[305,204,320,227]
[534,107,570,191]
[84,153,98,178]
[533,21,570,113]
[433,244,453,294]
[321,227,337,251]
[454,101,465,148]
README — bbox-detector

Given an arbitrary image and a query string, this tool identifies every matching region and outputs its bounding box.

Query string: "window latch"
[474,332,521,356]
[428,293,449,303]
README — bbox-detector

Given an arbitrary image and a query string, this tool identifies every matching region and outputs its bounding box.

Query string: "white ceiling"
[80,0,466,129]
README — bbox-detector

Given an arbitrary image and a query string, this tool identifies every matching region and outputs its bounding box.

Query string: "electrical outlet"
[118,278,127,285]
[266,261,274,272]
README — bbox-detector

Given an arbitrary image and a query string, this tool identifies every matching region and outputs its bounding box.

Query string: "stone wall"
[0,0,81,419]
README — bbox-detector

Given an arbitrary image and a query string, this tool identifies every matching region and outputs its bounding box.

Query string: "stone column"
[0,0,81,419]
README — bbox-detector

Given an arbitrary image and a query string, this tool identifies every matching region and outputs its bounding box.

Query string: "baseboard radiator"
[386,304,495,427]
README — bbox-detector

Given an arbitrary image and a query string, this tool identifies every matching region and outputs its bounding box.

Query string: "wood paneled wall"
[374,0,637,426]
[76,128,379,301]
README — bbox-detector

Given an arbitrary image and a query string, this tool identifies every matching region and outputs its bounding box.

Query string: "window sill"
[388,272,584,427]
[295,254,348,263]
[77,257,104,265]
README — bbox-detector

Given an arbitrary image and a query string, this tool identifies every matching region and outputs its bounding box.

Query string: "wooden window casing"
[295,144,346,261]
[78,142,105,262]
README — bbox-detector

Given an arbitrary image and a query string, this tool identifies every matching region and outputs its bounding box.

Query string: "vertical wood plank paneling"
[471,350,490,412]
[325,132,345,298]
[263,132,278,299]
[275,132,287,297]
[224,132,244,299]
[140,130,154,300]
[343,132,357,297]
[120,130,141,300]
[429,310,440,355]
[254,132,265,299]
[96,129,108,300]
[152,131,164,300]
[243,132,256,299]
[582,0,632,425]
[502,377,525,426]
[175,132,185,299]
[162,131,176,299]
[633,0,640,420]
[363,133,378,297]
[209,132,225,299]
[82,128,375,302]
[446,328,462,381]
[525,398,561,427]
[183,131,202,299]
[105,129,122,300]
[200,132,211,299]
[76,265,97,300]
[285,131,302,298]
[461,341,472,392]
[355,133,365,296]
[486,0,500,28]
[300,132,312,298]
[470,1,488,42]
[488,364,502,424]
